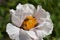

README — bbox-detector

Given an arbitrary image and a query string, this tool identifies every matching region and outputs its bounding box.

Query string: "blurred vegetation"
[0,0,60,40]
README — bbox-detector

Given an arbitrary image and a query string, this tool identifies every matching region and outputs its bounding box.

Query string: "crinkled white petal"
[6,23,33,40]
[36,5,50,18]
[19,29,32,40]
[16,3,35,15]
[6,23,20,40]
[10,9,15,14]
[11,14,26,27]
[26,30,39,40]
[16,3,22,10]
[32,18,53,38]
[32,5,53,38]
[10,3,36,27]
[33,5,50,24]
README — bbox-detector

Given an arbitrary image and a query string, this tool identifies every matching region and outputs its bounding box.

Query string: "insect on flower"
[6,3,53,40]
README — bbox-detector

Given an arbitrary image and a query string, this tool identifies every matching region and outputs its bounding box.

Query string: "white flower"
[6,3,53,40]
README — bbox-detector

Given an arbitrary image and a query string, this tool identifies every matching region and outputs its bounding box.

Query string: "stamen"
[20,15,38,30]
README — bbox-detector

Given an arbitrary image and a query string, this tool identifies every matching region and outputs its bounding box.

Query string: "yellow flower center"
[21,16,38,30]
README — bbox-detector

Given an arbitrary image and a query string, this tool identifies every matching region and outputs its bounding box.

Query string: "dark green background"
[0,0,60,40]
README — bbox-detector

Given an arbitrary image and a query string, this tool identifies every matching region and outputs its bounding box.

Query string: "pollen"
[22,16,38,30]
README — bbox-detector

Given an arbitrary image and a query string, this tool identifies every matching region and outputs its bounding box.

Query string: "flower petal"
[10,3,36,27]
[11,14,26,27]
[30,5,53,38]
[26,30,39,40]
[16,3,23,10]
[24,4,36,15]
[34,5,50,18]
[19,29,32,40]
[10,9,15,14]
[6,23,20,40]
[33,18,53,38]
[33,5,50,24]
[16,3,35,16]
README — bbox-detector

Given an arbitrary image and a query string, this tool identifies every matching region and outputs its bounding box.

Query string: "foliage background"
[0,0,60,40]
